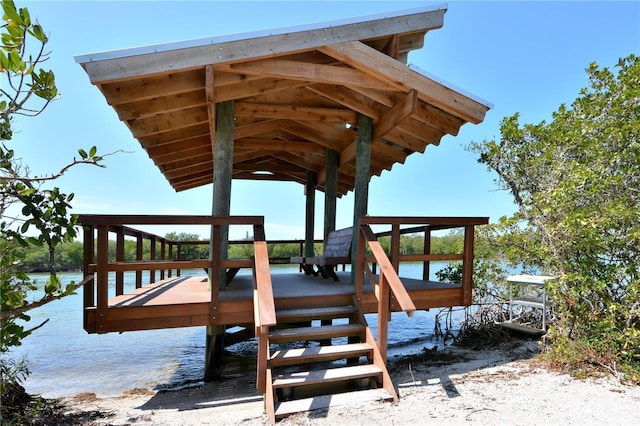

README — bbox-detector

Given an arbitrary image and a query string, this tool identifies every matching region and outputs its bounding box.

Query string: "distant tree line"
[16,230,465,273]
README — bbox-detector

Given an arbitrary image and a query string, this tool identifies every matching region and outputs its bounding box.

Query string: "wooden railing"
[354,216,489,359]
[252,225,276,394]
[77,214,272,332]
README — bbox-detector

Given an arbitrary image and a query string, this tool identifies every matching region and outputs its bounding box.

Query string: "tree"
[469,54,639,382]
[0,0,108,353]
[165,232,209,259]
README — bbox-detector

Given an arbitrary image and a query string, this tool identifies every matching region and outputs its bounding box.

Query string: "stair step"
[270,343,373,367]
[274,388,393,418]
[269,323,364,343]
[272,364,383,389]
[276,305,358,322]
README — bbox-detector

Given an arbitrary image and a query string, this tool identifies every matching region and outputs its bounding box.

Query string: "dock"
[78,214,487,422]
[73,4,492,421]
[87,271,464,333]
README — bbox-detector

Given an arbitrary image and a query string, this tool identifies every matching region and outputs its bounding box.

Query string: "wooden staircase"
[262,299,398,423]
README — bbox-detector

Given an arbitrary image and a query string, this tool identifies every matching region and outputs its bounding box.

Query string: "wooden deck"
[86,271,462,334]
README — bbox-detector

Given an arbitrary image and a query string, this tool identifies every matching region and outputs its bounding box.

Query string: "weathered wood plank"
[271,364,382,388]
[80,7,446,83]
[320,41,490,124]
[270,343,371,367]
[373,90,417,143]
[235,101,358,123]
[229,58,396,90]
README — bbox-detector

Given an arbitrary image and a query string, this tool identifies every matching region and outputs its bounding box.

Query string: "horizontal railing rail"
[78,214,269,333]
[354,216,489,360]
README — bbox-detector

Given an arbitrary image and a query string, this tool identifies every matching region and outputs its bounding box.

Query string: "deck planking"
[86,271,463,334]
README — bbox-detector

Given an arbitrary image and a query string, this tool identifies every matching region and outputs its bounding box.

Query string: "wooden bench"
[291,227,352,281]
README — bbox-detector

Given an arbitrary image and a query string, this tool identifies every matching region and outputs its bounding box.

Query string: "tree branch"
[0,275,93,320]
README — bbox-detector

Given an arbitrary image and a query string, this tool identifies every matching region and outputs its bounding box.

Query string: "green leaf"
[89,146,97,157]
[78,148,87,159]
[28,23,46,43]
[20,220,30,233]
[2,1,22,26]
[18,5,30,27]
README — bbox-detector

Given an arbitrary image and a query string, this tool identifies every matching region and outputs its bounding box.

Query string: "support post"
[462,225,475,306]
[324,148,338,241]
[351,114,372,283]
[305,171,317,258]
[205,97,235,382]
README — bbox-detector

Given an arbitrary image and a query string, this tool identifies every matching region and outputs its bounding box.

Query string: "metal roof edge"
[408,63,494,110]
[74,3,448,64]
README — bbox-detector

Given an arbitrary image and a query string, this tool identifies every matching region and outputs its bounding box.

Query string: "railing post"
[135,232,143,289]
[167,242,174,278]
[116,226,125,296]
[160,239,166,280]
[423,226,431,281]
[149,236,157,284]
[96,224,109,333]
[82,225,95,330]
[390,224,400,273]
[462,225,475,305]
[176,242,182,277]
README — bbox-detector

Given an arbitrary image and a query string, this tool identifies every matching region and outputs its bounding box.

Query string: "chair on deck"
[291,227,352,281]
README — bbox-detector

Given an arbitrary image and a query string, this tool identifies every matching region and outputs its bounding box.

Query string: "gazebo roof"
[75,4,491,196]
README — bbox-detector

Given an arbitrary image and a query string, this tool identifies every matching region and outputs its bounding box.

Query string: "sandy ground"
[63,339,640,425]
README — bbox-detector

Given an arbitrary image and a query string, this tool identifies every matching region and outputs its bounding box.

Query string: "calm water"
[8,263,462,398]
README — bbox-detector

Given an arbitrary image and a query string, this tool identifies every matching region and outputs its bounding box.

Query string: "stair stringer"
[261,297,399,423]
[352,295,399,402]
[265,367,275,424]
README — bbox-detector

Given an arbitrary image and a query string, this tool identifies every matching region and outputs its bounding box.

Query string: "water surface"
[8,263,462,397]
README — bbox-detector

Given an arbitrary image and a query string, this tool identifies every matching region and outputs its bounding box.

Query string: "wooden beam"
[307,83,385,120]
[283,121,353,152]
[320,41,489,124]
[214,76,308,103]
[234,138,325,154]
[138,122,210,148]
[372,90,417,143]
[234,119,291,139]
[382,34,400,59]
[148,141,212,165]
[162,159,213,180]
[235,101,357,123]
[116,89,205,121]
[128,106,209,138]
[229,58,396,90]
[98,69,205,105]
[80,7,445,83]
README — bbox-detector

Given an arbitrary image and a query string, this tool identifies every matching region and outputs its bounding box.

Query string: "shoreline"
[60,338,640,425]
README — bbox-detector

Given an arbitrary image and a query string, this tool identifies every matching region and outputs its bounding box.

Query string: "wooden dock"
[87,271,463,333]
[78,214,487,422]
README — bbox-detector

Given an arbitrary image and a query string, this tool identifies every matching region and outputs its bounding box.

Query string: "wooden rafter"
[76,6,490,195]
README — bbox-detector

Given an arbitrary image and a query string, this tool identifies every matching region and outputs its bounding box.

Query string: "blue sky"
[12,1,640,239]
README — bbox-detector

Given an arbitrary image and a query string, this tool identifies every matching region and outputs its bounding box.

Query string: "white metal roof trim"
[74,3,448,63]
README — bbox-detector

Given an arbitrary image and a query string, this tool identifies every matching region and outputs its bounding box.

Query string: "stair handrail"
[252,224,276,395]
[357,223,416,314]
[356,222,416,361]
[252,224,276,330]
